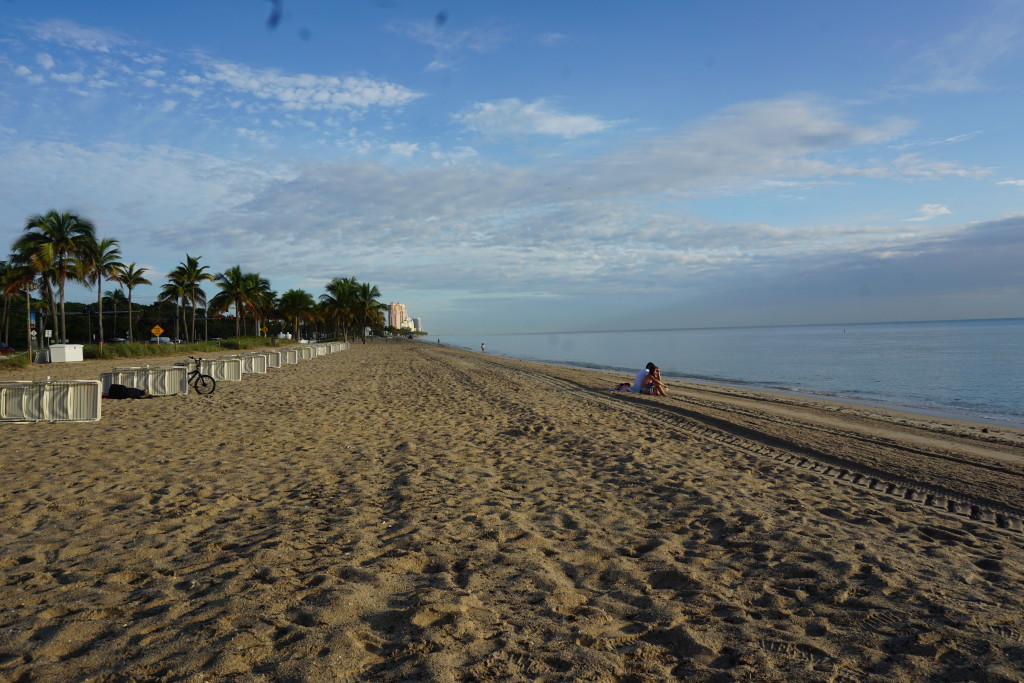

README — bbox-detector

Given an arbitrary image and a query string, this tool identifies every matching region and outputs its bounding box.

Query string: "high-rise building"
[412,318,422,332]
[388,302,408,329]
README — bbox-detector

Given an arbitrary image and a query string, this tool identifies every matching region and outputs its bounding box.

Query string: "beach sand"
[2,341,1024,681]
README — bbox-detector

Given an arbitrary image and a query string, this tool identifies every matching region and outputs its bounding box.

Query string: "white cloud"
[997,179,1024,188]
[430,145,479,164]
[159,100,178,113]
[455,98,615,139]
[235,127,271,144]
[563,97,956,198]
[892,130,983,150]
[50,71,85,84]
[392,20,507,71]
[537,33,567,47]
[887,154,990,180]
[12,65,44,84]
[904,203,951,222]
[388,142,419,157]
[13,21,423,124]
[0,138,294,273]
[903,4,1023,92]
[201,60,424,111]
[28,19,127,53]
[0,89,1004,316]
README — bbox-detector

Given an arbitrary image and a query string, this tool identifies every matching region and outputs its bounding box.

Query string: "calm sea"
[436,318,1024,428]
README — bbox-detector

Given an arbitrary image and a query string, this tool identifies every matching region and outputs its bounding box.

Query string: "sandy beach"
[2,340,1024,681]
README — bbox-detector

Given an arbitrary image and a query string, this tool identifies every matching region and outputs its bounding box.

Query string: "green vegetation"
[80,337,282,360]
[3,208,391,360]
[0,352,32,369]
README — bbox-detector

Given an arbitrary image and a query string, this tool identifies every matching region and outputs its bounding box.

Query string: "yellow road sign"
[261,326,268,333]
[151,325,164,336]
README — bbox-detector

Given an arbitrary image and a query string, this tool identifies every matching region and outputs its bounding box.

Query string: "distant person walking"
[481,343,486,353]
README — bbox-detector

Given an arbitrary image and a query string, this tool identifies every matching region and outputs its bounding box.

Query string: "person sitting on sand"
[643,366,668,396]
[631,362,656,393]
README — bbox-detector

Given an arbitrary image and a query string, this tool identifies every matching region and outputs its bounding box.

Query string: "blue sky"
[2,0,1022,334]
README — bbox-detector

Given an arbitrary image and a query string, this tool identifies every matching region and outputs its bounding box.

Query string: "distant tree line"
[2,209,386,353]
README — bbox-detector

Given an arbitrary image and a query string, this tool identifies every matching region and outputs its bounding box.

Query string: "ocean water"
[436,318,1024,427]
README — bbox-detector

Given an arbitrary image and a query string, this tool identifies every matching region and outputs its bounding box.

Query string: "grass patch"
[0,337,305,369]
[0,352,33,369]
[82,337,287,360]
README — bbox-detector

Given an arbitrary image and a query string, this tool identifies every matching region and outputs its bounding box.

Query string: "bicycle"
[187,356,216,395]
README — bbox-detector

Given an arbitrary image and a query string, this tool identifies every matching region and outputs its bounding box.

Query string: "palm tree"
[278,289,315,340]
[7,240,53,350]
[0,260,12,345]
[113,264,151,344]
[12,210,96,342]
[242,272,274,336]
[103,289,128,339]
[2,264,37,352]
[113,263,151,342]
[356,281,384,343]
[171,255,214,341]
[320,276,358,341]
[76,236,123,348]
[210,266,248,339]
[157,274,188,342]
[10,235,55,341]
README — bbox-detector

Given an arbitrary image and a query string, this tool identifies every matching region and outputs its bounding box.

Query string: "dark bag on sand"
[107,383,147,399]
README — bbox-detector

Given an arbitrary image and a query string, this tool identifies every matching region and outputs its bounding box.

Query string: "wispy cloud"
[12,65,44,84]
[536,32,567,47]
[885,153,990,180]
[198,60,423,111]
[388,141,419,157]
[565,97,979,198]
[997,179,1024,188]
[903,3,1023,92]
[14,19,424,120]
[904,203,951,222]
[159,98,977,289]
[392,19,507,71]
[28,19,128,53]
[892,130,983,150]
[0,94,983,274]
[454,98,615,139]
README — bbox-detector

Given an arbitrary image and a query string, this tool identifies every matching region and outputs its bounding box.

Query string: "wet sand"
[2,341,1024,681]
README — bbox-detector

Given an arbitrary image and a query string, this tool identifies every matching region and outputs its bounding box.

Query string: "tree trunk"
[96,282,104,352]
[1,295,8,346]
[25,289,32,353]
[127,291,134,343]
[58,265,67,342]
[43,280,58,342]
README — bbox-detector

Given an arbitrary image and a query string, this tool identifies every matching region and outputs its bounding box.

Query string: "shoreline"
[439,317,1024,431]
[2,341,1023,680]
[446,343,1024,430]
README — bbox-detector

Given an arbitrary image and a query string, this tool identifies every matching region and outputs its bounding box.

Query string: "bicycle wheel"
[192,374,216,395]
